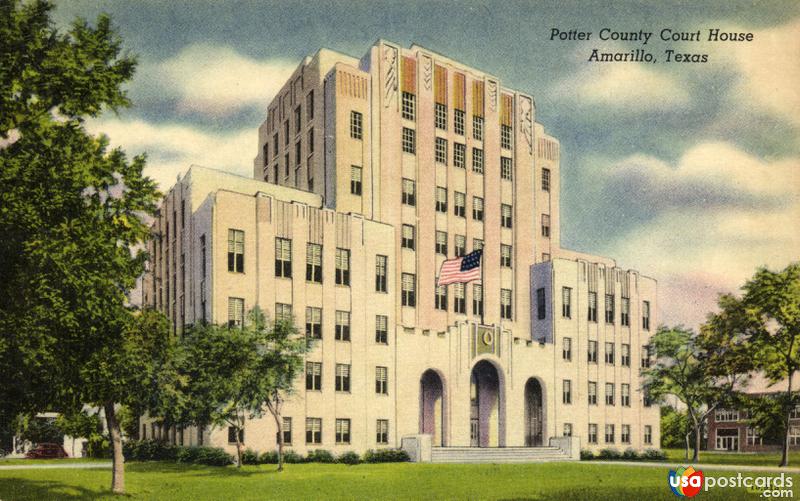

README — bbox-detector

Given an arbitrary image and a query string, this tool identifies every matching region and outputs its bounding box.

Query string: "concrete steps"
[430,446,573,463]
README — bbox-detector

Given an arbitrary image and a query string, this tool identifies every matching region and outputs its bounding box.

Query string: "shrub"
[259,450,279,464]
[123,440,232,466]
[337,451,361,465]
[241,448,260,465]
[283,450,304,463]
[641,448,667,461]
[305,449,335,463]
[622,448,639,460]
[362,448,410,463]
[579,449,594,460]
[597,448,622,460]
[86,436,111,458]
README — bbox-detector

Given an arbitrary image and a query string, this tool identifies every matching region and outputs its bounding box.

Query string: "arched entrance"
[420,370,445,446]
[524,378,544,446]
[470,360,503,447]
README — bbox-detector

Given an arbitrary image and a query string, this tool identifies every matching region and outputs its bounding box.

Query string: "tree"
[660,405,691,449]
[0,0,162,493]
[736,263,800,466]
[166,308,307,469]
[55,410,103,457]
[642,326,750,461]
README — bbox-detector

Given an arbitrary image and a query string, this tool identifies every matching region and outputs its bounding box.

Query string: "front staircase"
[430,446,573,463]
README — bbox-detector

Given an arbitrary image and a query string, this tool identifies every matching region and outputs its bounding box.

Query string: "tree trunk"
[104,402,125,494]
[684,431,691,460]
[71,437,76,458]
[267,394,285,472]
[781,373,794,467]
[235,430,243,468]
[693,424,702,463]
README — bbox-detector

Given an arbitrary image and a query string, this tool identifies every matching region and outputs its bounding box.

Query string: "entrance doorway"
[420,370,445,446]
[715,429,739,451]
[470,360,503,447]
[524,378,544,446]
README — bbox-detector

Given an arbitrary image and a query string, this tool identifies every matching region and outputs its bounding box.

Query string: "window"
[180,199,185,228]
[350,111,362,139]
[306,307,322,339]
[306,418,322,444]
[435,282,448,311]
[790,405,800,419]
[620,424,631,444]
[473,284,483,316]
[473,115,483,140]
[715,409,740,422]
[295,141,302,168]
[588,381,597,405]
[454,109,465,135]
[294,106,301,133]
[335,364,351,392]
[377,419,389,444]
[336,248,350,286]
[375,315,388,344]
[641,344,651,368]
[435,103,447,129]
[306,91,314,119]
[402,127,415,154]
[455,235,466,257]
[200,234,207,280]
[306,243,322,283]
[605,342,615,365]
[562,337,572,361]
[605,383,615,405]
[563,423,573,437]
[376,366,388,394]
[501,157,512,180]
[562,379,572,404]
[621,344,631,367]
[263,143,269,167]
[744,427,761,446]
[541,214,551,237]
[435,231,448,255]
[542,168,551,191]
[588,340,598,363]
[454,192,466,218]
[436,187,448,212]
[790,426,800,446]
[472,197,484,221]
[282,417,292,445]
[562,287,572,318]
[335,311,350,341]
[402,178,416,206]
[401,224,416,250]
[605,294,615,324]
[536,288,546,320]
[228,427,244,444]
[284,121,289,145]
[501,204,513,228]
[454,143,466,168]
[621,297,630,326]
[588,291,598,322]
[401,91,416,120]
[276,303,292,323]
[275,238,292,278]
[435,137,447,164]
[644,425,653,445]
[305,362,322,391]
[351,166,362,195]
[500,244,512,267]
[605,424,615,443]
[642,300,651,330]
[501,288,512,320]
[273,133,279,158]
[375,255,388,293]
[473,239,484,251]
[588,424,598,444]
[227,229,244,272]
[621,384,631,407]
[472,148,484,174]
[402,273,416,307]
[307,128,314,153]
[454,283,466,314]
[284,152,289,177]
[500,124,512,149]
[228,297,244,328]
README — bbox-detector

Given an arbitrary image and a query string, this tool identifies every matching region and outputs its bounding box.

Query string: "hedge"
[580,448,666,461]
[123,440,233,466]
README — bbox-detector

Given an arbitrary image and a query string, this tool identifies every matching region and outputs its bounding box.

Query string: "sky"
[53,0,800,331]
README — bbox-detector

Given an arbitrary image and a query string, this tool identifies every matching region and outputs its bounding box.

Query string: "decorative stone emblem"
[383,45,398,108]
[422,55,432,90]
[487,80,498,112]
[519,96,533,155]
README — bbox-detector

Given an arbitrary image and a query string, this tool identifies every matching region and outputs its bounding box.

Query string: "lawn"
[0,458,103,466]
[663,448,800,467]
[0,461,797,500]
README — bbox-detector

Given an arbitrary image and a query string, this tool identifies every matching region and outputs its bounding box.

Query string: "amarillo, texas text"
[549,28,755,63]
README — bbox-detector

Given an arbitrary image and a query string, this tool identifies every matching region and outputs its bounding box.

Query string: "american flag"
[437,249,482,286]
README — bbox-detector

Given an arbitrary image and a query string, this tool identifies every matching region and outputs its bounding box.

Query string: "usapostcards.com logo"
[668,466,705,498]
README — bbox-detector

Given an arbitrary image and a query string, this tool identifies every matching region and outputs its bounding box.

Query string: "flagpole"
[480,250,484,326]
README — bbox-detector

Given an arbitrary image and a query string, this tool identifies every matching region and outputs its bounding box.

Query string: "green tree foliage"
[660,405,691,449]
[164,308,308,469]
[55,410,103,457]
[0,0,164,493]
[15,415,63,445]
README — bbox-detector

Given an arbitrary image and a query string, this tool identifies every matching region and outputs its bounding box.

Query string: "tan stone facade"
[142,40,659,456]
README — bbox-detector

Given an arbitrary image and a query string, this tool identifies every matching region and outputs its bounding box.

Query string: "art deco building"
[142,40,659,460]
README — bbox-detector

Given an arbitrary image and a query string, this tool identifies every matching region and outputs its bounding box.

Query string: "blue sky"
[54,0,799,329]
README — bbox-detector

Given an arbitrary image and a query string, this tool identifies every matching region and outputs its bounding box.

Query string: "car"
[25,443,69,459]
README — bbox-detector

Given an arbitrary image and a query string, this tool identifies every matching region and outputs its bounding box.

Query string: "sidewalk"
[590,460,800,474]
[0,462,111,470]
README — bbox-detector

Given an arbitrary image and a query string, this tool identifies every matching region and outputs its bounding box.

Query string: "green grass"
[0,461,796,500]
[0,458,104,465]
[663,448,800,466]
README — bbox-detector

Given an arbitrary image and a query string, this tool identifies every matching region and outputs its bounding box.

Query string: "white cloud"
[86,118,255,190]
[134,44,297,117]
[596,142,799,329]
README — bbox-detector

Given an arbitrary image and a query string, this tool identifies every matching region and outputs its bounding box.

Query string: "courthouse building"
[142,40,660,459]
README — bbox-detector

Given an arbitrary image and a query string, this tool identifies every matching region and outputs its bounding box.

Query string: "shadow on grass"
[0,477,111,501]
[126,461,284,478]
